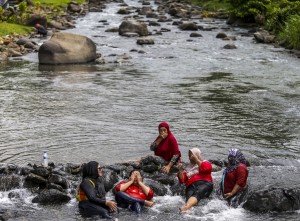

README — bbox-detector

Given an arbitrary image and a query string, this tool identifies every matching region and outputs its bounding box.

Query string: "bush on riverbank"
[278,14,300,49]
[0,0,85,36]
[190,0,300,50]
[226,0,300,49]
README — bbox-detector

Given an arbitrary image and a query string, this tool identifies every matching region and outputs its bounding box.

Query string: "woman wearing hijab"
[77,161,118,219]
[178,148,213,212]
[221,149,248,207]
[114,170,155,216]
[150,122,181,173]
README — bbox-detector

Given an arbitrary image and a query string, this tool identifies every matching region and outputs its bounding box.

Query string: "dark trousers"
[186,180,213,202]
[115,191,145,215]
[78,201,112,219]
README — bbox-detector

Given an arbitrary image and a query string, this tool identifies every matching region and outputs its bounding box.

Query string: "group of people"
[77,122,249,219]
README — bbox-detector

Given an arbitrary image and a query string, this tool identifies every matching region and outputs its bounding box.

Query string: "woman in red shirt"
[178,148,213,212]
[150,122,181,174]
[114,170,155,215]
[221,148,248,207]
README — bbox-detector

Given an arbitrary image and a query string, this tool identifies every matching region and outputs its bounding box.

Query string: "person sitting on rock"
[221,148,248,208]
[114,170,155,216]
[178,148,213,212]
[77,161,118,219]
[150,122,181,174]
[35,23,48,37]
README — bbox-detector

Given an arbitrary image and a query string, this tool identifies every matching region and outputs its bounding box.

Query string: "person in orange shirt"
[114,170,155,215]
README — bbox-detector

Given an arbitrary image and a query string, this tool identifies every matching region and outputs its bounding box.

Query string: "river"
[0,0,299,220]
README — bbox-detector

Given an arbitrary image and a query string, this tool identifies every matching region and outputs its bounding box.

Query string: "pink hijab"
[186,148,203,178]
[154,122,181,162]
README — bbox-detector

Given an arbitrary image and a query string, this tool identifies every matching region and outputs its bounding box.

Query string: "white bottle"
[43,151,48,167]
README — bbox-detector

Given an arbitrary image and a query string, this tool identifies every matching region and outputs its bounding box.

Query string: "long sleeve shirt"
[178,161,213,187]
[79,178,106,205]
[223,163,248,194]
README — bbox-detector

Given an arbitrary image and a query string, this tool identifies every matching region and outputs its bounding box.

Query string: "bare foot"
[145,200,155,207]
[179,205,189,213]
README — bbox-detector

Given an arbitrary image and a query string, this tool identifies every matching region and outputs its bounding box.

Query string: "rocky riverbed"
[1,0,300,220]
[1,0,299,64]
[1,155,300,220]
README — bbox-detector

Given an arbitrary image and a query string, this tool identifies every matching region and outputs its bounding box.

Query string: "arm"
[118,180,134,192]
[80,179,106,205]
[150,136,164,151]
[163,136,181,173]
[177,164,187,183]
[137,179,151,197]
[224,184,242,198]
[224,165,248,198]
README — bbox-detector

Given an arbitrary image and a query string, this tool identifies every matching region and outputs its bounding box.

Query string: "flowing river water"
[0,0,300,220]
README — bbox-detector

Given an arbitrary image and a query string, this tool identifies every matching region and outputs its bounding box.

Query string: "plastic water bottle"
[43,151,48,167]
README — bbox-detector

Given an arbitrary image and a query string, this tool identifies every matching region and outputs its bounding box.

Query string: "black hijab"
[82,161,99,180]
[82,161,106,198]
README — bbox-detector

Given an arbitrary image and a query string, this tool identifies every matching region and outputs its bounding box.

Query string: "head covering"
[186,148,202,178]
[154,122,181,162]
[226,149,246,173]
[221,149,247,194]
[35,23,41,28]
[82,161,99,179]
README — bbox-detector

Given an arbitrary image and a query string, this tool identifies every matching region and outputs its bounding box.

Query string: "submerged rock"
[119,20,149,36]
[32,189,71,204]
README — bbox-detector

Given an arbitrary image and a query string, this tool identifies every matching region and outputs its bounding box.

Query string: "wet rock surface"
[0,156,300,215]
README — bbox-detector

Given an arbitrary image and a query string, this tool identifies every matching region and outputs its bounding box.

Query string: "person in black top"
[77,161,118,219]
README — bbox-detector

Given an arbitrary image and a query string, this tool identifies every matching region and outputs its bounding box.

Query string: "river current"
[0,0,299,220]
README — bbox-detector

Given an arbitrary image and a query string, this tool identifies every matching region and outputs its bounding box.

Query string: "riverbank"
[1,0,299,63]
[0,0,89,61]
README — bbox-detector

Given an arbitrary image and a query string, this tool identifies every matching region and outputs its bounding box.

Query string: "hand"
[162,165,171,174]
[178,163,185,172]
[105,201,118,212]
[224,192,234,199]
[160,132,168,139]
[129,174,135,182]
[137,176,143,184]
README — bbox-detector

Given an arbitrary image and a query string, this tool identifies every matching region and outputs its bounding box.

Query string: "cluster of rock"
[2,0,300,64]
[1,155,300,220]
[0,1,88,62]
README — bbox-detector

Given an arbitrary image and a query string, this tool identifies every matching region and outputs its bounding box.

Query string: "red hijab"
[154,122,181,162]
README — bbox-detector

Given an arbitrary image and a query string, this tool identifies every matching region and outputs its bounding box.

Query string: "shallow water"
[0,0,300,220]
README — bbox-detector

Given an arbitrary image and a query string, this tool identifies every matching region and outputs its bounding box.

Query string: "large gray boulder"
[242,160,300,212]
[119,20,149,36]
[38,32,97,64]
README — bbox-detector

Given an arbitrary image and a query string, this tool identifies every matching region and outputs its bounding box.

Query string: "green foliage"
[227,0,270,18]
[265,1,300,33]
[0,22,33,36]
[188,0,231,11]
[279,14,300,49]
[32,0,85,7]
[18,2,28,15]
